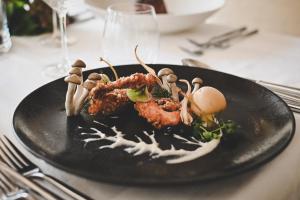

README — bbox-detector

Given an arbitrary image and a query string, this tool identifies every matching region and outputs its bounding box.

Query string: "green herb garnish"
[151,85,171,98]
[100,74,110,84]
[127,86,151,102]
[193,118,237,142]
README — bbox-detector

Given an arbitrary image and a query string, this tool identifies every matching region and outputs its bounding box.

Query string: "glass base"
[40,34,77,48]
[40,34,61,48]
[42,63,69,78]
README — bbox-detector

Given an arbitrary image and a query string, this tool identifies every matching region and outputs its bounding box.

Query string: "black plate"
[13,64,295,185]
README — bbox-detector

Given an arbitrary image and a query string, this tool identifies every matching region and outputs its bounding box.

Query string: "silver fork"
[187,26,248,49]
[0,170,36,200]
[0,160,59,200]
[188,29,259,50]
[182,29,259,56]
[0,171,29,200]
[0,135,92,200]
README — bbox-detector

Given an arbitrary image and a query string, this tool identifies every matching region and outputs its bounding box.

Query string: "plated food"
[63,47,236,163]
[13,61,295,183]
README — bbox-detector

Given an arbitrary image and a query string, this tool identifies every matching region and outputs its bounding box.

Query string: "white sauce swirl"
[81,124,221,164]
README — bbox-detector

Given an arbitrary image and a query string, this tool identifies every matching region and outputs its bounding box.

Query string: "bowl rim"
[157,0,225,17]
[85,0,225,17]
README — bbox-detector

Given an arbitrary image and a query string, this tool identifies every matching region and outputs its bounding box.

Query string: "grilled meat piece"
[156,98,181,111]
[88,89,129,115]
[90,73,157,99]
[134,99,181,129]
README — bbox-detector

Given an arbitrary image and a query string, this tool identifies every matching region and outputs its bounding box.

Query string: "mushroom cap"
[69,67,82,76]
[64,74,81,85]
[192,77,203,85]
[158,68,174,78]
[191,86,227,115]
[83,80,97,91]
[88,73,102,81]
[72,59,86,68]
[167,74,177,83]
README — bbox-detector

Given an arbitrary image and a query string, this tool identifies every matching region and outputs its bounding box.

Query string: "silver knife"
[181,58,300,113]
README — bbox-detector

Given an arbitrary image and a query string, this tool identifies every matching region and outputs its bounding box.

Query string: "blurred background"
[209,0,300,36]
[5,0,300,36]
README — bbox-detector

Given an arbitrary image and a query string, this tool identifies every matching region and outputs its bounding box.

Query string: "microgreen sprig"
[193,118,237,142]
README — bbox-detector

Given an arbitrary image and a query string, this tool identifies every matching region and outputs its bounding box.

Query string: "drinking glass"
[40,9,77,47]
[101,3,159,65]
[40,10,60,47]
[0,0,12,53]
[42,0,70,77]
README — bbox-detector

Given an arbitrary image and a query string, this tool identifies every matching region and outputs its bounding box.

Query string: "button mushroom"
[192,77,203,94]
[191,86,227,116]
[167,74,179,102]
[69,67,83,88]
[72,59,86,68]
[74,80,97,115]
[69,67,82,77]
[158,68,174,92]
[70,60,85,101]
[88,73,102,81]
[64,74,81,116]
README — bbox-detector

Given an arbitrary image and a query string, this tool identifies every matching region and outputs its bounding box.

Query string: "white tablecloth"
[1,18,300,200]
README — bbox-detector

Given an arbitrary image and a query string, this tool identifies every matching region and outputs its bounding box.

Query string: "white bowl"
[85,0,225,34]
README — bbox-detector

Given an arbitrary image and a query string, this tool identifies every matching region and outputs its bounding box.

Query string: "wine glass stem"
[52,10,59,38]
[58,12,69,71]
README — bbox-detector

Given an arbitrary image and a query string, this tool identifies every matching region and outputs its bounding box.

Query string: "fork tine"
[1,135,29,167]
[0,170,17,195]
[0,174,10,194]
[0,168,37,200]
[0,140,17,170]
[0,161,58,200]
[0,172,16,192]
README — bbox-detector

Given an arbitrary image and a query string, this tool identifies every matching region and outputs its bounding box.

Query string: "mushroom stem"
[158,68,174,92]
[65,74,81,116]
[179,79,193,125]
[192,78,203,94]
[74,88,89,115]
[161,76,170,92]
[170,83,179,101]
[192,85,200,94]
[167,74,179,101]
[73,80,84,105]
[134,45,163,87]
[100,57,119,80]
[69,67,84,104]
[74,80,97,115]
[73,85,84,109]
[65,83,76,116]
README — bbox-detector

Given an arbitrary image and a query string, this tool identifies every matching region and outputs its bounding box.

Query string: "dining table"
[1,17,300,200]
